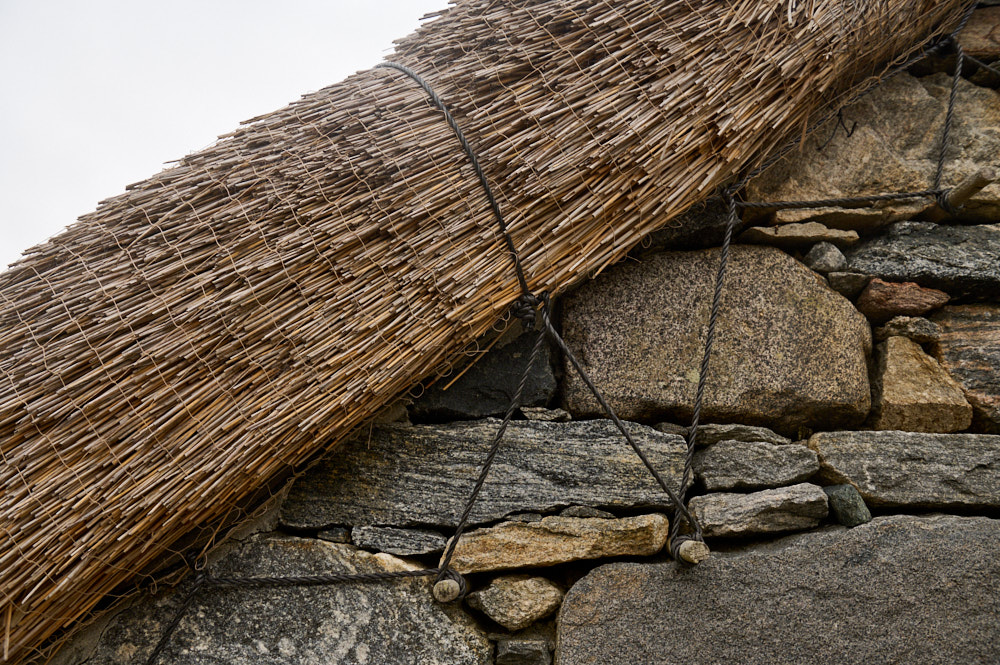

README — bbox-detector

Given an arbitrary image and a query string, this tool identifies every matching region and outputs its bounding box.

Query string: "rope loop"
[935,188,959,215]
[667,534,706,564]
[434,567,468,599]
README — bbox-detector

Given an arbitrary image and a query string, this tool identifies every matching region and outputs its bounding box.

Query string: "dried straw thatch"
[0,1,971,661]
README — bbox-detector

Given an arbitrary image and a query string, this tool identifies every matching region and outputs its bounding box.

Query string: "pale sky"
[0,0,451,269]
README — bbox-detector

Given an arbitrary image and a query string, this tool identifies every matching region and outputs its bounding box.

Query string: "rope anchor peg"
[432,569,467,603]
[673,538,711,565]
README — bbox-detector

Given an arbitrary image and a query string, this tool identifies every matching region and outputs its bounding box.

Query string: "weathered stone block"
[654,422,791,446]
[847,221,1000,301]
[562,245,871,434]
[856,278,949,323]
[558,515,1000,665]
[823,484,872,527]
[466,575,564,631]
[746,73,1000,226]
[66,535,491,664]
[873,315,941,343]
[803,241,848,273]
[693,440,819,491]
[280,419,685,530]
[689,483,829,538]
[809,430,1000,509]
[351,526,446,556]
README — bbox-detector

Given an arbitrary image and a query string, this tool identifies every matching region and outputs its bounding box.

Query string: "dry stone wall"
[57,9,1000,665]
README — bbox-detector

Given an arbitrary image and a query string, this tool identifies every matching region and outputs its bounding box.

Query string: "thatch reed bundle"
[0,1,970,661]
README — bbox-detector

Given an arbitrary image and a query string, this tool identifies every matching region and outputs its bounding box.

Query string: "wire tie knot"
[432,568,467,603]
[669,535,711,565]
[512,292,541,330]
[936,188,959,215]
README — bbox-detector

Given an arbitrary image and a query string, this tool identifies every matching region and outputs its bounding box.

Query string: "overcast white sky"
[0,0,451,269]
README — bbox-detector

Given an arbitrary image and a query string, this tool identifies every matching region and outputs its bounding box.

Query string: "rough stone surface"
[932,305,1000,432]
[466,575,564,631]
[281,419,685,530]
[689,483,828,538]
[739,222,859,250]
[410,331,556,421]
[68,535,491,665]
[693,440,819,491]
[870,336,973,433]
[557,515,1000,665]
[351,526,447,556]
[746,73,1000,225]
[802,241,848,273]
[442,514,669,574]
[873,315,941,343]
[823,484,872,527]
[855,278,950,323]
[562,246,871,434]
[826,271,870,298]
[654,422,791,446]
[496,639,552,665]
[809,430,1000,509]
[846,221,1000,301]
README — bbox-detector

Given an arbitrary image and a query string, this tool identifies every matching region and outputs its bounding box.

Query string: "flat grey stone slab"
[693,440,819,491]
[281,419,685,530]
[810,430,1000,509]
[847,221,1000,301]
[66,535,491,665]
[558,515,1000,665]
[351,526,447,556]
[689,483,828,538]
[410,330,556,421]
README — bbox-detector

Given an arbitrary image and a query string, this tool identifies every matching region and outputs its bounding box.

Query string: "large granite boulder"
[281,419,685,530]
[846,221,1000,301]
[561,245,871,434]
[60,535,491,665]
[932,305,1000,432]
[558,515,1000,665]
[809,430,1000,509]
[745,73,1000,226]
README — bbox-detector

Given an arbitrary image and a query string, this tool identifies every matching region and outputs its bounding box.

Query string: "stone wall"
[57,9,1000,665]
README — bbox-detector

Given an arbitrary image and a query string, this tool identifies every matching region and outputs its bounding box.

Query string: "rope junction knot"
[936,188,959,215]
[512,292,545,329]
[432,568,468,603]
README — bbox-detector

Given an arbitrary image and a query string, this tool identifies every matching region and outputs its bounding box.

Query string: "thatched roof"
[0,1,970,661]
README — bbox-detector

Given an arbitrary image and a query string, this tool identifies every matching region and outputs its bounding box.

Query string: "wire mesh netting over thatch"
[0,1,972,662]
